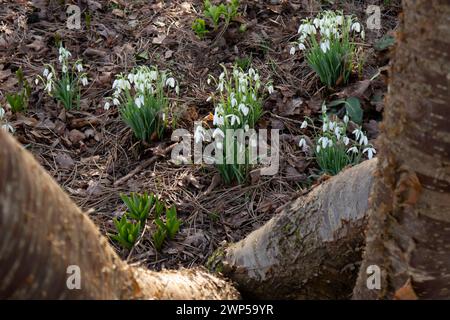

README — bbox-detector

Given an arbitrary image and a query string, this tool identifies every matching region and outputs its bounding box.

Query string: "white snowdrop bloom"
[316,145,321,153]
[248,68,255,77]
[353,128,362,140]
[313,18,320,28]
[212,128,225,139]
[194,126,207,143]
[175,85,180,95]
[363,147,376,159]
[45,81,52,93]
[320,40,330,53]
[47,72,53,80]
[226,114,241,126]
[81,77,88,86]
[217,81,224,92]
[76,64,83,73]
[336,15,344,25]
[66,84,70,91]
[253,73,260,82]
[322,122,328,132]
[104,102,111,110]
[318,137,329,149]
[128,73,135,83]
[231,98,237,107]
[113,98,120,106]
[334,127,341,140]
[207,78,211,85]
[43,68,49,77]
[329,121,335,131]
[328,139,333,147]
[290,47,296,55]
[219,72,225,80]
[359,134,368,146]
[299,138,307,148]
[135,95,144,108]
[343,115,349,124]
[268,85,274,95]
[149,71,158,80]
[1,123,14,133]
[35,78,39,85]
[206,96,212,102]
[166,77,175,88]
[252,93,256,101]
[112,79,119,89]
[361,30,365,40]
[347,146,359,154]
[298,43,306,51]
[351,22,361,33]
[0,107,5,118]
[213,109,224,126]
[343,136,350,146]
[238,103,249,116]
[301,120,308,129]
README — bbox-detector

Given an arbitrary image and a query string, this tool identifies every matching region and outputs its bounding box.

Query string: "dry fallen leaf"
[152,34,166,45]
[394,279,418,300]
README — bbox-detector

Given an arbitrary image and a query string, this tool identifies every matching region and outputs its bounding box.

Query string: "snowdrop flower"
[104,102,111,110]
[217,81,224,92]
[194,125,207,143]
[361,30,365,40]
[35,78,39,85]
[313,18,320,28]
[43,68,49,77]
[128,73,135,83]
[343,136,350,146]
[298,43,306,51]
[66,84,70,91]
[47,72,53,80]
[318,137,329,149]
[334,127,341,140]
[299,137,307,149]
[359,134,368,146]
[351,22,361,33]
[336,15,344,25]
[290,47,296,55]
[248,68,255,77]
[81,77,88,86]
[363,147,376,159]
[353,128,362,141]
[206,96,212,102]
[76,64,83,73]
[166,77,175,88]
[113,98,120,106]
[212,128,225,139]
[322,122,328,132]
[301,120,308,129]
[253,73,260,82]
[175,85,180,95]
[45,81,52,93]
[226,114,241,126]
[149,70,158,81]
[213,110,224,126]
[343,115,349,124]
[320,40,330,53]
[231,97,237,107]
[316,145,321,153]
[0,107,5,118]
[1,123,14,133]
[268,85,274,95]
[329,121,336,131]
[207,78,211,85]
[347,146,359,154]
[135,95,144,108]
[238,103,249,116]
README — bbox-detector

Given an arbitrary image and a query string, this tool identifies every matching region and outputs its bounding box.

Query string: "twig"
[113,143,177,187]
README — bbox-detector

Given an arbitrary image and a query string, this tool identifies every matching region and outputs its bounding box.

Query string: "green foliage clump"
[6,68,31,113]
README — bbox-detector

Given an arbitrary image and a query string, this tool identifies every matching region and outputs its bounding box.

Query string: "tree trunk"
[0,130,239,300]
[209,159,377,299]
[353,0,450,299]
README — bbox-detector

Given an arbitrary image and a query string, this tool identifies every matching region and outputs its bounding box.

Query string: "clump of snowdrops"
[299,103,376,176]
[290,10,364,88]
[37,46,89,110]
[104,65,179,142]
[196,65,273,184]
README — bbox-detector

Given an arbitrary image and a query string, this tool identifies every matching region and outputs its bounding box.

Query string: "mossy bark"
[353,0,450,299]
[0,131,239,300]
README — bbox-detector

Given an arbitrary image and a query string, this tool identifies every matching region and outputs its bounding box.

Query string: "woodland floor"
[0,0,400,270]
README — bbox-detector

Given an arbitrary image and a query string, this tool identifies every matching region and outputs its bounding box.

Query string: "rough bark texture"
[211,159,377,299]
[0,131,239,300]
[353,0,450,299]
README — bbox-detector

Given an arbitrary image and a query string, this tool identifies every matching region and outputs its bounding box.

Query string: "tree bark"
[0,130,239,300]
[353,0,450,299]
[210,159,377,299]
